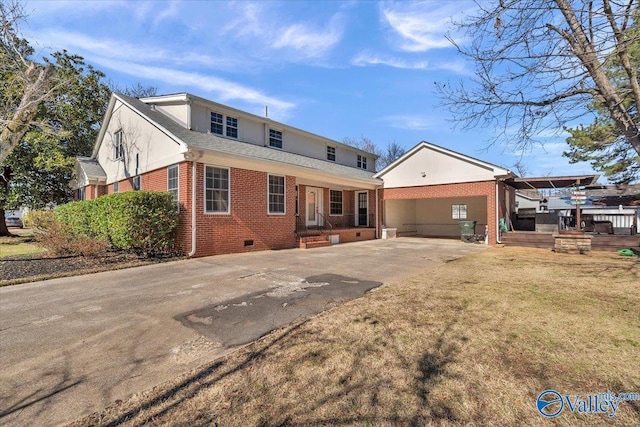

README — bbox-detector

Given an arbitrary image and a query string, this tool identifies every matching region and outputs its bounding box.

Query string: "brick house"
[73,93,381,257]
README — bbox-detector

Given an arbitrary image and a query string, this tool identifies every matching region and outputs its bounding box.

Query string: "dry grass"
[0,233,46,258]
[71,247,639,426]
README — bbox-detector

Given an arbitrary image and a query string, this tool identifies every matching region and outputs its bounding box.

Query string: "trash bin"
[459,220,476,241]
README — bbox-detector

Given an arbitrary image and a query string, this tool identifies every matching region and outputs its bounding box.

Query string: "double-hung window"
[330,190,343,215]
[327,146,336,161]
[268,174,285,214]
[269,129,283,149]
[211,112,239,139]
[452,204,467,219]
[167,165,179,208]
[357,155,367,169]
[114,129,124,160]
[205,166,229,213]
[226,116,238,138]
[210,112,223,135]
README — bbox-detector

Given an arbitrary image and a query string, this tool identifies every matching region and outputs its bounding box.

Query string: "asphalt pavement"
[0,237,487,426]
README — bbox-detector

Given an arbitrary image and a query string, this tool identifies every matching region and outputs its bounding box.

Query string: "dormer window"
[211,112,238,139]
[327,146,336,162]
[269,129,283,149]
[357,154,367,169]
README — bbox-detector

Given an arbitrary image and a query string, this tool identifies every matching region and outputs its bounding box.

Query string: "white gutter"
[187,150,203,257]
[375,187,379,239]
[496,181,502,244]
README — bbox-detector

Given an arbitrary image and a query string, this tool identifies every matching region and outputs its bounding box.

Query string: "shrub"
[22,210,55,231]
[36,221,108,257]
[54,191,179,256]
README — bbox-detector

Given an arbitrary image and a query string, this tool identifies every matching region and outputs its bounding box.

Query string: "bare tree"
[108,80,158,98]
[377,140,406,170]
[437,0,640,158]
[0,0,55,164]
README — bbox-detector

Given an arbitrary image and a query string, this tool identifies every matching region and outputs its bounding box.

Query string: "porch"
[296,213,376,249]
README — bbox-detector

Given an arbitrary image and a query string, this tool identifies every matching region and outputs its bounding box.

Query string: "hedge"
[54,191,179,255]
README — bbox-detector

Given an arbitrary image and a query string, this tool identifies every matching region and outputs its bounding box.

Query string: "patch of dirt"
[0,252,181,285]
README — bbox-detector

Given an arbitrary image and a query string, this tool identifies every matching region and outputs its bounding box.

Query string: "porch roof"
[505,174,599,190]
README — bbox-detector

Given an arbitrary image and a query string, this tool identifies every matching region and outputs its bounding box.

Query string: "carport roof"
[505,174,599,190]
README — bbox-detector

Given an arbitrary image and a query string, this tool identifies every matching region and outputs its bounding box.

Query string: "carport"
[374,141,516,244]
[385,195,487,238]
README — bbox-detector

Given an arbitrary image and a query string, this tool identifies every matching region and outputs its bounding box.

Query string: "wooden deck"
[501,231,640,251]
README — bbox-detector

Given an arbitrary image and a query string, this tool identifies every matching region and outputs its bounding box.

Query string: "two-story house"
[73,93,382,257]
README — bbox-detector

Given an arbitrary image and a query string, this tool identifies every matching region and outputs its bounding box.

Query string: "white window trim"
[357,154,368,169]
[167,164,179,211]
[329,189,343,216]
[114,129,124,161]
[204,165,231,215]
[269,128,284,150]
[452,204,468,220]
[211,112,240,139]
[267,173,286,215]
[327,145,336,162]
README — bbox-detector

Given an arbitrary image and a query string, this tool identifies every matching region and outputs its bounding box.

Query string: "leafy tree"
[437,0,640,181]
[1,5,111,235]
[563,13,640,183]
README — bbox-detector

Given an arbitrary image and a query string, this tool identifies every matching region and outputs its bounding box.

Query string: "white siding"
[154,103,188,128]
[380,145,498,188]
[96,101,184,184]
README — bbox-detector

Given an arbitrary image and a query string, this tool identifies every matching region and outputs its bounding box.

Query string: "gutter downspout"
[496,181,502,244]
[375,187,379,239]
[187,150,203,257]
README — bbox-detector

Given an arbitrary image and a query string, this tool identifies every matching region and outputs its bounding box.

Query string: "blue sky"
[22,0,600,178]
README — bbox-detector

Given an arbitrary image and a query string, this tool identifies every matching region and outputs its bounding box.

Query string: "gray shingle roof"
[77,156,106,180]
[117,94,379,183]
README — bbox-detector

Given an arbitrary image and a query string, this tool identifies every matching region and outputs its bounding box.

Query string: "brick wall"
[382,181,498,244]
[192,165,297,257]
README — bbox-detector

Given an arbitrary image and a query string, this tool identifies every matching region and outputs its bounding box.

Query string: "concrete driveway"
[0,238,487,426]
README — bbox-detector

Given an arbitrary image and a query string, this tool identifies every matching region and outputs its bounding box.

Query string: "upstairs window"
[210,112,223,135]
[327,146,336,162]
[167,165,179,207]
[268,174,285,214]
[357,155,367,169]
[330,190,343,215]
[211,112,239,138]
[114,129,124,160]
[269,129,283,149]
[226,116,238,138]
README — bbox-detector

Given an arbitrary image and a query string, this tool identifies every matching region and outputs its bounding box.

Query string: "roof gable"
[374,141,512,188]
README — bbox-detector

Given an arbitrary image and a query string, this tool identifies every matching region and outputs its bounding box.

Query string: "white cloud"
[272,15,344,59]
[28,30,244,71]
[352,51,470,75]
[89,57,295,119]
[380,1,466,52]
[384,114,432,131]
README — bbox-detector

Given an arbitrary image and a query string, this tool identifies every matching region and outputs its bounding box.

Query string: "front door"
[306,187,321,227]
[356,191,368,227]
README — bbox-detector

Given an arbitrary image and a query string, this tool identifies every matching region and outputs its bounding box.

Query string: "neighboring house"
[73,93,381,257]
[373,141,517,244]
